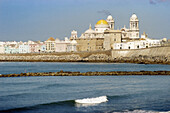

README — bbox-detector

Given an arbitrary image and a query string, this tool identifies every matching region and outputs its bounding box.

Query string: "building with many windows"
[45,37,56,52]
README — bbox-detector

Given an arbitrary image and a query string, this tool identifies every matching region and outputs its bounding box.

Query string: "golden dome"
[96,20,108,25]
[47,37,55,41]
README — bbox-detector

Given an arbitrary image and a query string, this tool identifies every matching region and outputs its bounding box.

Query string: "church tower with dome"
[120,13,140,41]
[129,13,139,39]
[106,15,115,30]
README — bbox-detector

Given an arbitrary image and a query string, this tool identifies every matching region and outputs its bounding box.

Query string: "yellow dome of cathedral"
[96,20,108,25]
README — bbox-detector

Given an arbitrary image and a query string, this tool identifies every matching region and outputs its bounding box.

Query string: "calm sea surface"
[0,62,170,113]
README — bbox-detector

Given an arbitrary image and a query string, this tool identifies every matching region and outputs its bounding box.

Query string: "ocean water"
[0,62,170,113]
[0,62,169,74]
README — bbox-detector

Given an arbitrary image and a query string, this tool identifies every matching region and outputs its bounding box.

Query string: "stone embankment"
[0,46,169,64]
[0,71,170,77]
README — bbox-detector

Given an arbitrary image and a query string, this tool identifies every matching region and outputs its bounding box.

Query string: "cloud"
[149,0,170,4]
[149,0,156,4]
[97,10,111,16]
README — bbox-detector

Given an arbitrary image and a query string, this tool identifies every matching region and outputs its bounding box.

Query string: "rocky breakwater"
[0,54,82,62]
[86,54,170,64]
[0,70,170,77]
[111,55,170,64]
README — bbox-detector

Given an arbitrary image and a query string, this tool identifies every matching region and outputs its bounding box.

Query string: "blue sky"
[0,0,170,41]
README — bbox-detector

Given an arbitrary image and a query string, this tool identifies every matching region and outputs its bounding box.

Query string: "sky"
[0,0,170,41]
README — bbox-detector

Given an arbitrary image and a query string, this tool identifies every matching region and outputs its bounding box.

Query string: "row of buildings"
[0,37,77,54]
[0,13,167,54]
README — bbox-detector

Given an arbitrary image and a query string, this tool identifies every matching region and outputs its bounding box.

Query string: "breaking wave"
[75,96,108,107]
[75,96,108,104]
[0,96,108,112]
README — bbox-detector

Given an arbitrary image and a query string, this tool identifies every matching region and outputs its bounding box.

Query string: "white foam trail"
[75,96,108,104]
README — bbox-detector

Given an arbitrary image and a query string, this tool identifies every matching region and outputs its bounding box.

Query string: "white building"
[114,32,162,50]
[45,37,56,53]
[19,44,30,53]
[55,37,70,52]
[67,40,77,52]
[0,42,5,54]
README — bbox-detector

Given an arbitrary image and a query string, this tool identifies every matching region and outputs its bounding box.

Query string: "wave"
[0,96,108,112]
[75,96,108,104]
[108,94,130,99]
[0,82,34,85]
[0,100,75,113]
[75,96,108,107]
[36,83,70,89]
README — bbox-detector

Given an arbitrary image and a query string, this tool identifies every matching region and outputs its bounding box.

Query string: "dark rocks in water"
[0,71,170,77]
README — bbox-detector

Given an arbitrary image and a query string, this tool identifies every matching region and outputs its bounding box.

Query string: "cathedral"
[70,13,163,51]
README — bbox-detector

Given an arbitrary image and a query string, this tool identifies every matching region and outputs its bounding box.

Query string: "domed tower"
[70,30,77,40]
[106,15,115,30]
[129,13,139,39]
[95,20,110,33]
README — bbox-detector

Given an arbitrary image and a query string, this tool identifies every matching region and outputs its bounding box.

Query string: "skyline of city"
[0,0,170,41]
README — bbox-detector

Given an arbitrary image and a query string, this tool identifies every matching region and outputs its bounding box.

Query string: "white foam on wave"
[75,96,108,104]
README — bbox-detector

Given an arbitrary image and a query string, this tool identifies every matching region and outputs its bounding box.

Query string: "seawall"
[0,46,169,64]
[111,46,170,64]
[112,46,169,57]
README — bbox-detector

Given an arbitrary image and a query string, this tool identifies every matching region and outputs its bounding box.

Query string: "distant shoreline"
[1,71,170,77]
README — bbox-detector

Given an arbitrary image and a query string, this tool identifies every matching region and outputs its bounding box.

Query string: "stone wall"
[111,46,170,58]
[110,46,170,64]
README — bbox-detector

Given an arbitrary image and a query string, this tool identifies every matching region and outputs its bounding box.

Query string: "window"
[136,33,138,37]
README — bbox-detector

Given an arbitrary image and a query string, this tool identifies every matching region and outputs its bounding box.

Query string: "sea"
[0,62,170,113]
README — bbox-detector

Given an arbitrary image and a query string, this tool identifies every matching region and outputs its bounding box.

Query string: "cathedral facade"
[71,15,122,51]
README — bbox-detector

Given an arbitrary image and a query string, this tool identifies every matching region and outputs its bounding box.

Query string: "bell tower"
[70,30,77,40]
[106,15,115,30]
[129,13,139,39]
